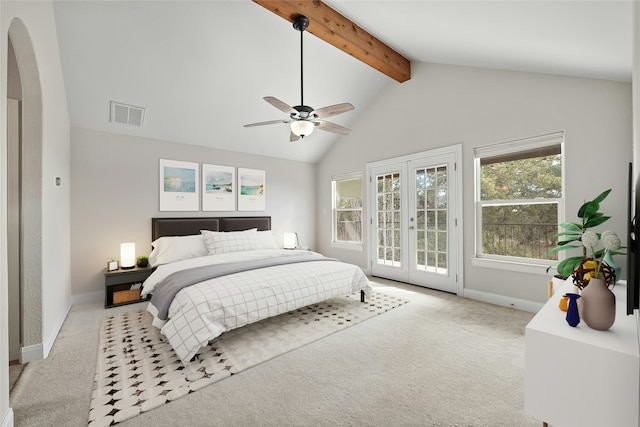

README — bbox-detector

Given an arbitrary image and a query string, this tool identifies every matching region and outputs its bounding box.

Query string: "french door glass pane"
[415,165,448,274]
[376,173,401,266]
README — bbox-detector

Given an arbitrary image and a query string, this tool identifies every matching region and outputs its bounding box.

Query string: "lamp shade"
[120,243,136,269]
[290,120,314,138]
[283,233,297,250]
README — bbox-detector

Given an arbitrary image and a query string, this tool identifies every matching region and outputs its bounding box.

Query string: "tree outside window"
[475,133,563,262]
[332,174,363,244]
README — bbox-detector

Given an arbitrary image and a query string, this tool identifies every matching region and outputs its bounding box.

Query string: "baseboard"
[462,288,543,313]
[43,301,72,358]
[20,299,73,362]
[20,342,43,363]
[1,408,14,427]
[71,290,102,305]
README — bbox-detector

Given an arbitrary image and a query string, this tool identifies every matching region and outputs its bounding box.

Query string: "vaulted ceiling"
[52,0,633,164]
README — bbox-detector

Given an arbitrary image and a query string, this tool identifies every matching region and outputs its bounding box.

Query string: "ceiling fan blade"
[316,120,351,136]
[264,96,296,115]
[314,103,354,119]
[243,119,289,128]
[290,132,300,142]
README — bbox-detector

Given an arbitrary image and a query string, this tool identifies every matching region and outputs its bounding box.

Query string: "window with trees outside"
[474,132,563,266]
[332,172,363,246]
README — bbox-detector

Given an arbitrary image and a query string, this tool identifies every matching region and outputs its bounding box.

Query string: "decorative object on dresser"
[576,230,621,330]
[546,189,614,279]
[564,293,581,327]
[104,265,152,308]
[580,277,616,330]
[136,255,148,268]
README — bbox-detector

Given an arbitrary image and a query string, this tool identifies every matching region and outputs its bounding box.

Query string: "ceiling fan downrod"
[293,15,309,108]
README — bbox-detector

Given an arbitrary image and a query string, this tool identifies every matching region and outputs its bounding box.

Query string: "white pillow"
[201,228,258,255]
[256,230,279,250]
[148,234,208,266]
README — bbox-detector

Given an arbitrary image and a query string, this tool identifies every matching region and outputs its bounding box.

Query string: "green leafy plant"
[547,189,612,277]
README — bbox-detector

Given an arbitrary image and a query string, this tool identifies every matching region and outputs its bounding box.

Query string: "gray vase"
[581,277,616,330]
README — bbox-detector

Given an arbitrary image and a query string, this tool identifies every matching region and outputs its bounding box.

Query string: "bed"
[141,216,372,364]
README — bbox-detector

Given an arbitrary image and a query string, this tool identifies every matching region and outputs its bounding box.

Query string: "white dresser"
[525,280,640,427]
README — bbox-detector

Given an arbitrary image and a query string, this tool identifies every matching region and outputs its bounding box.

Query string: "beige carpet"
[9,361,25,396]
[10,279,540,426]
[88,292,407,426]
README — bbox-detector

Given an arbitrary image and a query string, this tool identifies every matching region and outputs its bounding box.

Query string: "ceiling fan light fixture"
[290,120,315,138]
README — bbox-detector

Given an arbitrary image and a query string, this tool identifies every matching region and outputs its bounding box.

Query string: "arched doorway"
[6,17,43,366]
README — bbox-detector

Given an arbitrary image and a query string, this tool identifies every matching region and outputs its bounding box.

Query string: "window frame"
[473,132,565,274]
[331,171,364,251]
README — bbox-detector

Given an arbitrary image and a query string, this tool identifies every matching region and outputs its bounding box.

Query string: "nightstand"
[104,265,152,308]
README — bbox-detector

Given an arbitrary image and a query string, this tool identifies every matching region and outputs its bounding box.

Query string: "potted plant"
[578,230,621,329]
[547,189,614,278]
[136,255,149,268]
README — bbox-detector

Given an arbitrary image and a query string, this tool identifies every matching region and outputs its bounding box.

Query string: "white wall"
[1,1,71,425]
[317,62,632,306]
[70,127,317,300]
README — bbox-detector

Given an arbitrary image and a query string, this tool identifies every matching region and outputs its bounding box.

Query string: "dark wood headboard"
[152,216,271,240]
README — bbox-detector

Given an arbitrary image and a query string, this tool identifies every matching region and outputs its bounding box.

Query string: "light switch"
[55,177,61,186]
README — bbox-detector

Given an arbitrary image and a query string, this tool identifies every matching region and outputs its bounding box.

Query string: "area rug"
[88,291,407,426]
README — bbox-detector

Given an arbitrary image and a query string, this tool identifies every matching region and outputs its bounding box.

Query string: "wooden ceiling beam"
[252,0,411,83]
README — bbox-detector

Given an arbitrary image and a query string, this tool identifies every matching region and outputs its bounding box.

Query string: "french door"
[368,147,461,294]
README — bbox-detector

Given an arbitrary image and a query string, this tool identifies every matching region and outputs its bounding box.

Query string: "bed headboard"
[152,216,271,240]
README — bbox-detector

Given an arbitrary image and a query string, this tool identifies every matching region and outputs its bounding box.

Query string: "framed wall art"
[238,168,266,211]
[202,164,235,211]
[159,159,199,211]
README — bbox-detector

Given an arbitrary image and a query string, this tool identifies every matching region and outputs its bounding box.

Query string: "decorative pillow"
[148,234,208,266]
[256,230,279,250]
[201,228,258,255]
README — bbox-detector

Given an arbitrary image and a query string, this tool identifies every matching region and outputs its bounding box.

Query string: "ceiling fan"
[243,15,354,142]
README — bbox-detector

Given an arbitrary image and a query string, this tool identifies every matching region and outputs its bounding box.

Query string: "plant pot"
[137,259,148,268]
[581,277,616,330]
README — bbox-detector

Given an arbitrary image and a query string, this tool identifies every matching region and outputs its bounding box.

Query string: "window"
[332,172,363,246]
[474,132,563,266]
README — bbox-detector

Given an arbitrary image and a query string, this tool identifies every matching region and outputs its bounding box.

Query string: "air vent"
[110,101,145,127]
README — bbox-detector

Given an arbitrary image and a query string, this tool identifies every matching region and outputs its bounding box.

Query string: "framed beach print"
[159,159,199,211]
[202,164,235,211]
[238,168,266,211]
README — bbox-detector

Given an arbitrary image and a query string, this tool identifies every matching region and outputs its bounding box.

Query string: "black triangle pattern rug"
[88,291,408,426]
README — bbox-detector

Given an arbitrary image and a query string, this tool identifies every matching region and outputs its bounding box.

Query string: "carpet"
[88,291,407,426]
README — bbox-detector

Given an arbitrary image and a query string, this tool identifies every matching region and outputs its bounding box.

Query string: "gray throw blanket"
[150,253,337,320]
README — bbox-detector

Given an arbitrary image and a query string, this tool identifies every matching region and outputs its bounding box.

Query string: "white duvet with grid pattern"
[147,255,371,364]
